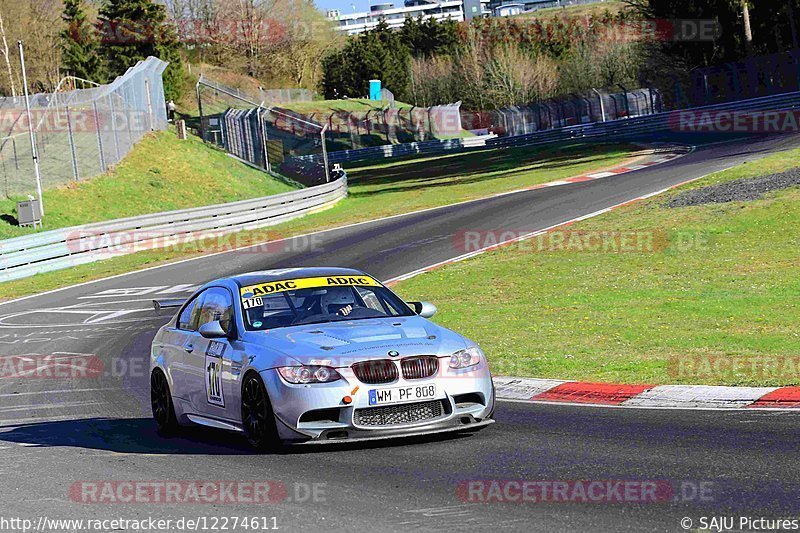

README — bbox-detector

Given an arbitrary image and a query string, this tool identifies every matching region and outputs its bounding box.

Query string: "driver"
[320,287,357,316]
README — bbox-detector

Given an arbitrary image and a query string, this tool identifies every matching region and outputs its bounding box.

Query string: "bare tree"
[0,10,16,97]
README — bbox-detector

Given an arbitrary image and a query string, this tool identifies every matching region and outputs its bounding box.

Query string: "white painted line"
[0,388,115,398]
[387,159,728,286]
[586,171,616,178]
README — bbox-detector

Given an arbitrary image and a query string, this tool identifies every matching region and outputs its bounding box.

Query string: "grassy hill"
[0,130,296,239]
[517,0,626,20]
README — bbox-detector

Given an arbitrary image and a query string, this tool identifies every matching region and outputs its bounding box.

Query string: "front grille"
[354,399,445,427]
[401,356,439,380]
[351,359,398,384]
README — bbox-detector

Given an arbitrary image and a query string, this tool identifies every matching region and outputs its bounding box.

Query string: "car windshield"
[240,277,415,331]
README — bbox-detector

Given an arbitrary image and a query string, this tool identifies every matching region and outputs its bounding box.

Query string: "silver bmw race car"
[150,267,494,449]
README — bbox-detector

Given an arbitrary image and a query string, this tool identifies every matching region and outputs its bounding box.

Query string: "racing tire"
[241,372,281,452]
[487,379,496,419]
[151,369,179,435]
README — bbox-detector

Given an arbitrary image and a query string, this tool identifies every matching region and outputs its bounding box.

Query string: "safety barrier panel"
[0,177,347,282]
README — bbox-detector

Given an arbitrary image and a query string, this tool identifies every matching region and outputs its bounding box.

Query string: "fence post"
[618,84,630,117]
[321,123,330,183]
[591,88,606,122]
[93,101,106,173]
[144,78,153,131]
[196,81,205,141]
[109,94,121,161]
[18,40,44,215]
[12,137,18,170]
[65,105,79,181]
[259,106,271,173]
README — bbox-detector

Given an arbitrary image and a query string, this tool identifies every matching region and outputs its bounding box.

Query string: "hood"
[241,315,468,367]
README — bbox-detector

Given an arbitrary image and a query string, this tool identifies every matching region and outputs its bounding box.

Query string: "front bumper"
[261,358,495,444]
[287,417,495,446]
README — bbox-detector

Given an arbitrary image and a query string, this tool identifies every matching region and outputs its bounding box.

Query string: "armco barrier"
[487,91,800,148]
[0,177,347,283]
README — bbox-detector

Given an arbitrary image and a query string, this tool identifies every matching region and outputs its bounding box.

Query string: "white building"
[327,0,491,35]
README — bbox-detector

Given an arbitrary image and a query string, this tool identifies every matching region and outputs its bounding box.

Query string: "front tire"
[241,372,280,451]
[151,369,178,434]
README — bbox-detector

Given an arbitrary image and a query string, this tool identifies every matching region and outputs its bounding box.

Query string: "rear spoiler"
[153,299,185,314]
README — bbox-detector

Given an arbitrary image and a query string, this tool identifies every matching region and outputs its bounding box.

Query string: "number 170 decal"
[205,341,226,407]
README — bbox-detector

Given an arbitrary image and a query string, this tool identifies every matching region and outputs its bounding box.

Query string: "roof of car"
[230,267,370,287]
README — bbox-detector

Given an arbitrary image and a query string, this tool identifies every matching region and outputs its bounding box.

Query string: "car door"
[160,294,202,401]
[185,287,240,421]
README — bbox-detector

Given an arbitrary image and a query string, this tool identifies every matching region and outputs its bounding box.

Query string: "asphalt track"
[1,134,800,532]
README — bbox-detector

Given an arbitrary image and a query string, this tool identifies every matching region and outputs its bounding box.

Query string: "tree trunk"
[742,0,754,56]
[0,12,16,97]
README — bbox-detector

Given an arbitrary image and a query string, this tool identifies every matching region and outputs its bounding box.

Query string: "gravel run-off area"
[667,167,800,207]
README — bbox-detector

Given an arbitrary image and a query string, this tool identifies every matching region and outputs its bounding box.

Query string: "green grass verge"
[281,98,413,115]
[0,142,636,299]
[0,131,296,240]
[391,146,800,387]
[517,0,626,19]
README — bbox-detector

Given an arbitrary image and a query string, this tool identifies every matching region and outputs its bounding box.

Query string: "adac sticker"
[240,275,381,298]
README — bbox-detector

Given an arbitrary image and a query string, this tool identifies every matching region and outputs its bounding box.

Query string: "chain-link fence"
[0,56,168,199]
[196,74,465,153]
[461,88,662,137]
[317,102,464,151]
[196,76,329,185]
[221,106,329,186]
[261,88,315,105]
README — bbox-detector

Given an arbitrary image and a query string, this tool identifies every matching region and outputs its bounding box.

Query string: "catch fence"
[0,56,168,200]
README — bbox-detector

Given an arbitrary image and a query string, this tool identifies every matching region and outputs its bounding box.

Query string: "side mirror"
[408,301,437,318]
[198,321,229,339]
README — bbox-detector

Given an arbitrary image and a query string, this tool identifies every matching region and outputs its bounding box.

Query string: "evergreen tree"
[400,16,458,58]
[60,0,106,83]
[321,20,410,100]
[98,0,186,99]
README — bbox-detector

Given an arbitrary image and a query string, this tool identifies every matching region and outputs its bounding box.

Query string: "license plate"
[368,384,437,406]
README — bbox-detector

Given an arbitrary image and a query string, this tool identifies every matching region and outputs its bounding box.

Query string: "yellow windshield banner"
[240,275,381,297]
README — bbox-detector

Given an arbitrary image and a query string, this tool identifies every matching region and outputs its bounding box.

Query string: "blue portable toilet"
[369,79,382,100]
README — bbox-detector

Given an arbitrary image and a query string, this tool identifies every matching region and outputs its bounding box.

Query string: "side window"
[177,296,200,331]
[356,287,387,313]
[196,287,234,332]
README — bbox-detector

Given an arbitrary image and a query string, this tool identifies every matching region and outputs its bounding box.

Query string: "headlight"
[278,365,341,384]
[449,347,482,369]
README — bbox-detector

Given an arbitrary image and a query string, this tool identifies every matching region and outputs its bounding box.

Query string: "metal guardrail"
[300,138,467,165]
[487,91,800,149]
[0,177,347,283]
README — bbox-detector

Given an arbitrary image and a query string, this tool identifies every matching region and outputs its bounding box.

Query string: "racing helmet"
[320,287,356,314]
